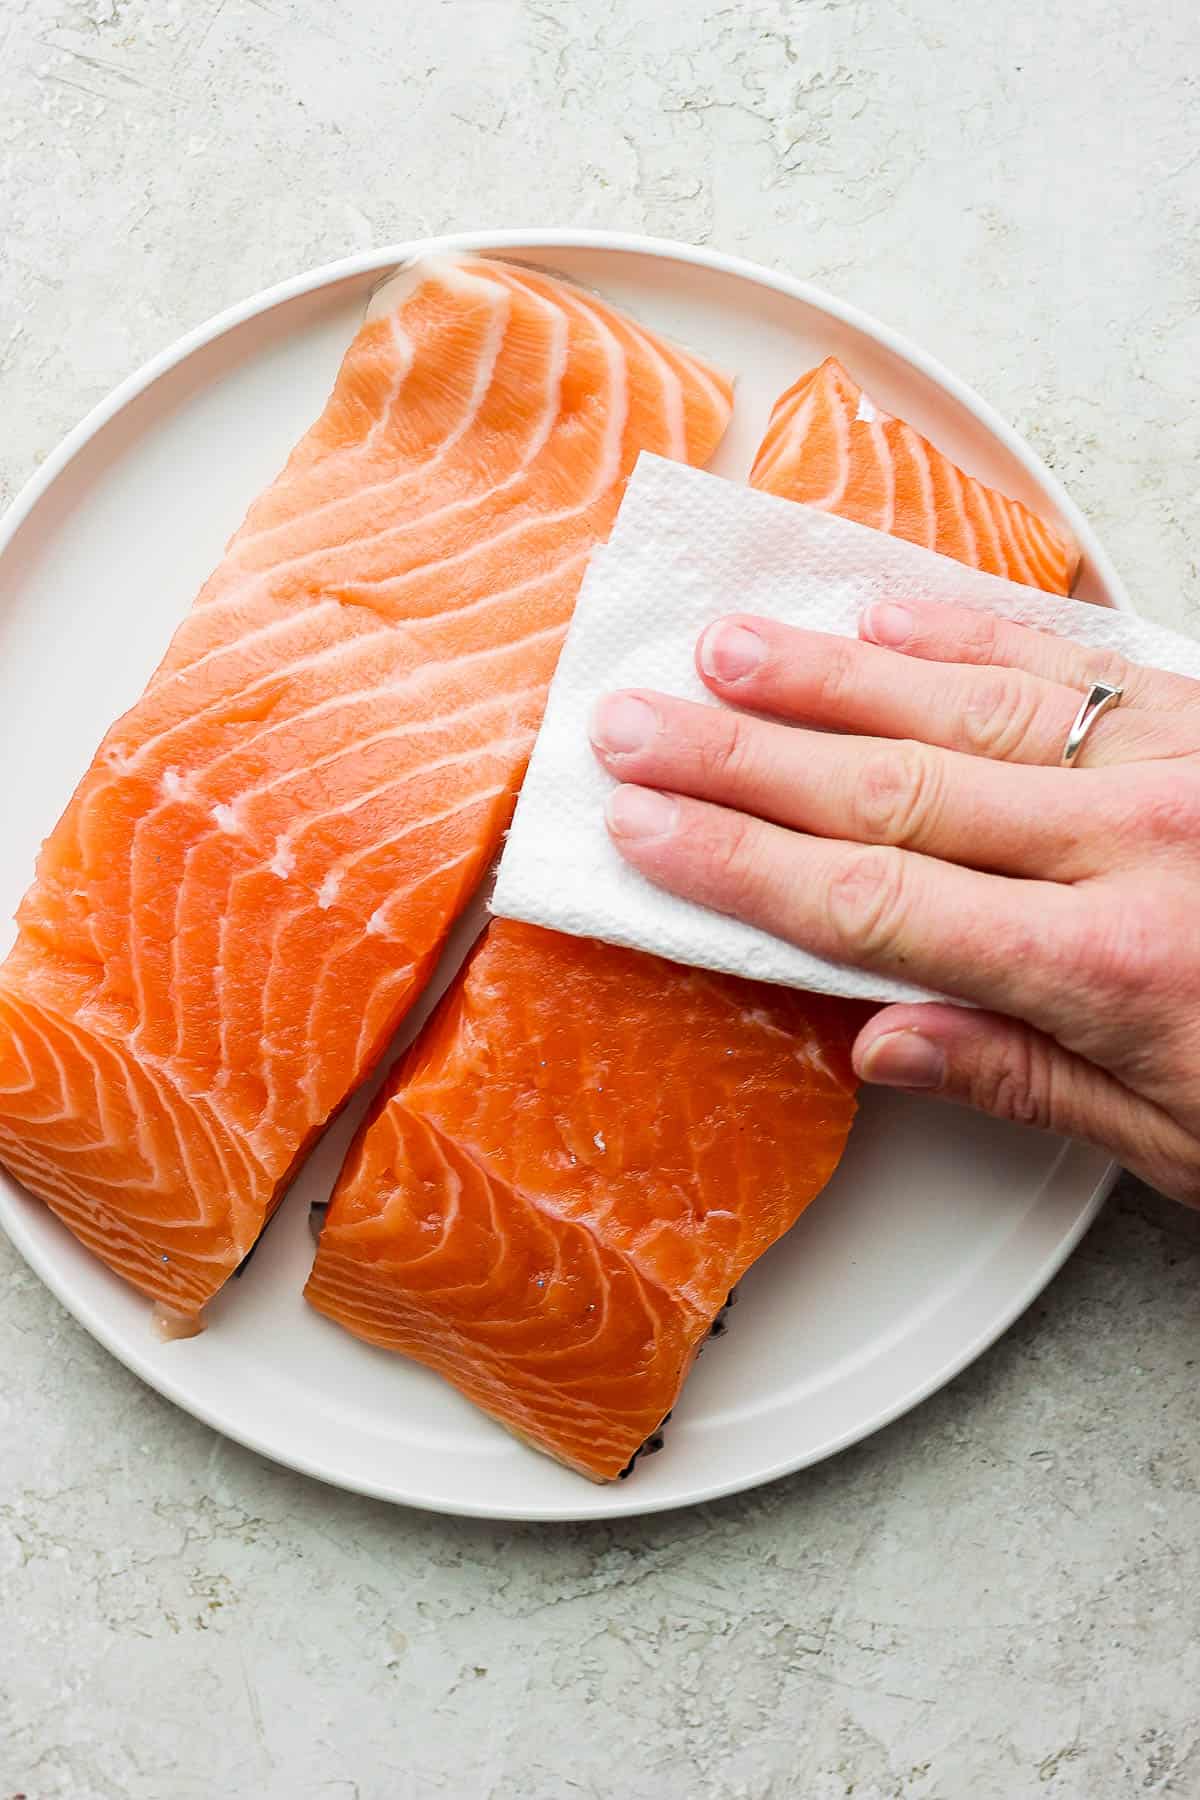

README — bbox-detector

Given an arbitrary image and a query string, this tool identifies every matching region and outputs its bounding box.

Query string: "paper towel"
[491,455,1200,1006]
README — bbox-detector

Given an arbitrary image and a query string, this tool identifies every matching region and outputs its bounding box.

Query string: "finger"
[604,783,1084,1029]
[853,1003,1200,1207]
[696,616,1161,768]
[589,689,1107,880]
[861,596,1200,713]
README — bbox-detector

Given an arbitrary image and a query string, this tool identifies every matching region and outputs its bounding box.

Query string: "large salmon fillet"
[752,356,1080,593]
[307,354,1083,1481]
[0,256,733,1318]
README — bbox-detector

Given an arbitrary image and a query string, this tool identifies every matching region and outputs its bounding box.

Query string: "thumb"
[852,1003,1198,1204]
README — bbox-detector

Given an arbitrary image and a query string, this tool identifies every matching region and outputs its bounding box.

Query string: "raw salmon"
[307,353,1083,1481]
[0,256,733,1317]
[306,921,859,1480]
[751,356,1080,594]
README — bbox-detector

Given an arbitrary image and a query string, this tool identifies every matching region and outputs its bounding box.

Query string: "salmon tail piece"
[307,348,1085,1482]
[751,355,1081,595]
[0,256,733,1321]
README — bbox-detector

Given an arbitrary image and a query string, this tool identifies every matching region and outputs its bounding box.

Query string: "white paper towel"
[491,455,1200,1005]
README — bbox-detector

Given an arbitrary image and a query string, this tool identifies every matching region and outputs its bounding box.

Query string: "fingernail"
[589,693,659,755]
[862,603,915,649]
[700,621,767,684]
[606,786,679,842]
[857,1029,945,1089]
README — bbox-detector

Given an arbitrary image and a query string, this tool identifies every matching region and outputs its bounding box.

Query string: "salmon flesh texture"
[752,356,1079,593]
[306,921,861,1481]
[306,352,1082,1481]
[0,256,733,1316]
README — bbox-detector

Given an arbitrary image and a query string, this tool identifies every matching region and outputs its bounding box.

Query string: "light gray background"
[2,2,1199,1796]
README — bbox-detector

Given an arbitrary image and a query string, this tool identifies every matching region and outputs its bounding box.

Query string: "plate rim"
[0,228,1123,1521]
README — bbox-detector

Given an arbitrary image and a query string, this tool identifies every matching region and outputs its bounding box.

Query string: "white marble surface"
[2,2,1199,1795]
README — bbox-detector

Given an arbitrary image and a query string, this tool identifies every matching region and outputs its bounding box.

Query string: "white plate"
[0,230,1120,1521]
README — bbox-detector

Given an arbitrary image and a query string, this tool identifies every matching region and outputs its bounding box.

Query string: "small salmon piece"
[0,257,733,1318]
[751,355,1080,594]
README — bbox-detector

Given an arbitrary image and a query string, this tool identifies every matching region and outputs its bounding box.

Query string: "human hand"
[589,600,1200,1205]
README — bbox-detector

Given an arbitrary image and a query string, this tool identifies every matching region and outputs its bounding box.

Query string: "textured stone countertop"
[2,3,1199,1796]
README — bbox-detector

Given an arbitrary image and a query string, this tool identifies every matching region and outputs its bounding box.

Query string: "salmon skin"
[0,256,733,1318]
[752,356,1080,595]
[307,353,1083,1482]
[306,921,860,1482]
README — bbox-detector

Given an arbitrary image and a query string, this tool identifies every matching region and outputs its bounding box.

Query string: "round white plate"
[0,230,1120,1521]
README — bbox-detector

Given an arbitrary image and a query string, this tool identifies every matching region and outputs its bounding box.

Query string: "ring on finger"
[1060,681,1124,768]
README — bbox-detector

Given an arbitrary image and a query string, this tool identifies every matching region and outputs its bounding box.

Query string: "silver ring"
[1060,680,1123,767]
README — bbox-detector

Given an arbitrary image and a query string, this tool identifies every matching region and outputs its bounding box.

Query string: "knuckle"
[824,845,910,958]
[1073,897,1170,1003]
[855,741,940,846]
[699,710,755,791]
[961,669,1043,760]
[1123,771,1200,851]
[814,639,859,713]
[1078,645,1131,691]
[701,810,763,913]
[953,607,1005,666]
[974,1037,1055,1129]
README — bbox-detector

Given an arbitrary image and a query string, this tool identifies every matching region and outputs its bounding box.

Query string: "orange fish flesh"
[0,257,733,1317]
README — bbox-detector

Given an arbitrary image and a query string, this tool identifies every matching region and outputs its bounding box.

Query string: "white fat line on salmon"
[364,251,500,321]
[330,426,626,603]
[5,997,264,1259]
[854,390,878,422]
[0,1000,38,1093]
[141,597,350,704]
[116,614,397,771]
[946,460,980,565]
[359,839,482,934]
[159,768,191,801]
[208,672,551,817]
[966,471,1005,570]
[346,957,427,1068]
[359,273,507,471]
[152,676,549,974]
[222,799,505,1134]
[997,480,1045,578]
[899,420,938,550]
[284,747,523,881]
[751,380,819,485]
[203,396,626,614]
[195,727,535,902]
[499,256,729,465]
[269,836,296,879]
[125,538,586,778]
[262,260,444,513]
[81,935,275,1204]
[186,586,572,790]
[233,272,722,602]
[157,713,540,1070]
[232,277,567,563]
[6,1146,218,1306]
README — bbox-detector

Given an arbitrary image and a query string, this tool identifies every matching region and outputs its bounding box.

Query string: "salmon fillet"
[306,921,860,1480]
[0,256,733,1317]
[751,356,1080,594]
[307,352,1083,1481]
